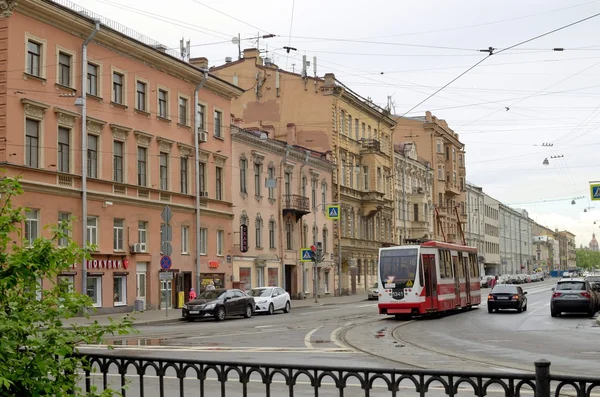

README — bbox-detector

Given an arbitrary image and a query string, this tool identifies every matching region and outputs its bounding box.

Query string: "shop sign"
[209,260,219,269]
[86,259,129,270]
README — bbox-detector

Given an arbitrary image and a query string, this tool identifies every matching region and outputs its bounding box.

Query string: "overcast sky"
[73,0,600,246]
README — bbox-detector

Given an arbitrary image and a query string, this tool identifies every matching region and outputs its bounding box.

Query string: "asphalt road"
[76,279,600,395]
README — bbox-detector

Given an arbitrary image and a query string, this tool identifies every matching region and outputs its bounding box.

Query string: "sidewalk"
[64,293,369,328]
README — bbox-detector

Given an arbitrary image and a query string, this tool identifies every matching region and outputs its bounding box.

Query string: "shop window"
[240,267,251,290]
[268,268,278,286]
[257,267,264,287]
[113,275,126,306]
[86,276,102,307]
[58,275,74,293]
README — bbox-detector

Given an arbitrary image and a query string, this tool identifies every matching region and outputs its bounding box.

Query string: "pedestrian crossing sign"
[326,205,340,220]
[591,183,600,201]
[300,248,313,262]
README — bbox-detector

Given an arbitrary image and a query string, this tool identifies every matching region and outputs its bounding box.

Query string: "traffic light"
[310,245,317,262]
[316,242,323,263]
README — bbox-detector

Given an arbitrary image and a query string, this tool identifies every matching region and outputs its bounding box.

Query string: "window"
[57,127,70,173]
[181,226,189,254]
[58,212,70,247]
[112,72,124,104]
[322,228,328,253]
[137,147,147,186]
[301,223,308,247]
[25,119,40,168]
[180,157,189,194]
[301,175,307,197]
[269,220,276,249]
[341,159,346,186]
[24,209,39,247]
[215,166,223,200]
[284,172,291,196]
[254,163,262,197]
[86,216,98,246]
[178,97,188,125]
[113,276,126,306]
[363,166,369,190]
[87,134,98,178]
[340,110,345,133]
[199,228,207,254]
[216,230,224,256]
[268,167,275,199]
[87,63,98,96]
[285,221,293,250]
[113,141,124,182]
[256,267,264,288]
[136,81,147,111]
[214,110,222,138]
[437,140,443,153]
[158,89,168,118]
[113,219,124,251]
[138,221,147,252]
[27,40,41,76]
[361,122,366,139]
[255,218,262,248]
[437,165,443,180]
[377,168,382,191]
[86,276,102,307]
[414,204,419,222]
[349,160,354,188]
[321,182,327,206]
[58,52,71,86]
[355,119,359,140]
[159,152,168,190]
[311,180,316,209]
[199,162,206,193]
[239,158,247,193]
[198,104,206,130]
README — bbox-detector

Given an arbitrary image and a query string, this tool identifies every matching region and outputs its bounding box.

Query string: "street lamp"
[312,201,340,303]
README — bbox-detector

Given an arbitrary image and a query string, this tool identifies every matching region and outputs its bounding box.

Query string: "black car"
[487,284,528,313]
[182,288,254,321]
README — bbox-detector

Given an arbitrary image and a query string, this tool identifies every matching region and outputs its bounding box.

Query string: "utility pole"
[519,217,522,274]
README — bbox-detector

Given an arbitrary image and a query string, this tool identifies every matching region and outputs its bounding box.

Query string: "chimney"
[324,73,335,87]
[243,48,263,65]
[233,117,244,128]
[189,57,208,69]
[287,123,297,145]
[425,111,432,122]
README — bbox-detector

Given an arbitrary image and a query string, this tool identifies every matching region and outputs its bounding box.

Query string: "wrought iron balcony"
[282,194,310,219]
[360,139,381,152]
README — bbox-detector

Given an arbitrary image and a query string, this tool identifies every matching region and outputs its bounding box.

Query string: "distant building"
[590,233,599,252]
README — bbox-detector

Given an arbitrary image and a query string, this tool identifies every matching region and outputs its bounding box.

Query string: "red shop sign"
[208,260,219,269]
[87,259,129,270]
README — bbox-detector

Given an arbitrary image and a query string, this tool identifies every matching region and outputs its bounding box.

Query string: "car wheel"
[517,305,523,313]
[523,304,527,312]
[550,308,558,317]
[244,304,252,318]
[587,308,595,317]
[268,303,274,315]
[488,307,493,313]
[215,307,226,321]
[283,301,291,313]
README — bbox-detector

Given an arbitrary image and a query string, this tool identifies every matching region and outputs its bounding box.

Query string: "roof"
[421,241,478,253]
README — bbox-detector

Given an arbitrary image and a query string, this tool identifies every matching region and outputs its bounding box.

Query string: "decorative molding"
[134,130,154,147]
[213,153,227,167]
[255,213,263,227]
[198,149,211,163]
[239,152,247,161]
[87,117,106,135]
[110,123,132,141]
[0,0,18,18]
[268,160,275,169]
[309,169,321,180]
[21,98,50,119]
[240,210,248,225]
[284,161,295,173]
[53,107,79,127]
[177,143,194,158]
[251,150,265,165]
[157,137,175,154]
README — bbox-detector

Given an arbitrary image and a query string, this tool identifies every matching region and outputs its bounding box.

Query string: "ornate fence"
[76,352,600,397]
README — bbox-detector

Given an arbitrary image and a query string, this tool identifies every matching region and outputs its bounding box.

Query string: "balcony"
[435,206,448,218]
[445,183,461,196]
[282,194,310,220]
[361,190,386,217]
[360,139,381,153]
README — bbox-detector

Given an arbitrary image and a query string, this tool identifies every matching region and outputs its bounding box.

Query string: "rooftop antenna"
[180,38,190,61]
[232,35,241,59]
[313,56,317,77]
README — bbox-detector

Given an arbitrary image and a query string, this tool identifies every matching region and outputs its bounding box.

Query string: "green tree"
[0,175,132,396]
[575,248,600,270]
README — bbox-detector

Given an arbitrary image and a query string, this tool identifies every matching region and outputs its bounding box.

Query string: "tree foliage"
[0,175,132,396]
[575,248,600,270]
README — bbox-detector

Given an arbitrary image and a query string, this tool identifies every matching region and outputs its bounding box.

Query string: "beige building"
[212,49,396,294]
[482,194,501,275]
[394,112,467,243]
[230,125,334,298]
[556,230,576,269]
[394,142,434,243]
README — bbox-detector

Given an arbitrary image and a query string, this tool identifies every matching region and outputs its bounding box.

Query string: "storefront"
[83,256,133,314]
[233,256,282,292]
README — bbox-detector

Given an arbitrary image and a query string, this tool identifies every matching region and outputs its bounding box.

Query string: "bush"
[0,175,132,396]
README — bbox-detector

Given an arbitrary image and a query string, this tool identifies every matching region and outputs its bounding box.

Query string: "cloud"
[528,210,597,247]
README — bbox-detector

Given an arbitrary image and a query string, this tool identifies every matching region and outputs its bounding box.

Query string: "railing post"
[535,359,551,397]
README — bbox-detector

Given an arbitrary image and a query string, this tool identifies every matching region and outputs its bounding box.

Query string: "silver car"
[551,278,596,317]
[368,282,379,300]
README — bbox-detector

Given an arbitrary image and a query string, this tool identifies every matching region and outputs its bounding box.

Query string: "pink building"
[1,0,242,313]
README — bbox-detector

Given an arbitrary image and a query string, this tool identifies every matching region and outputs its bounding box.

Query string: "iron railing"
[73,352,600,397]
[283,194,310,212]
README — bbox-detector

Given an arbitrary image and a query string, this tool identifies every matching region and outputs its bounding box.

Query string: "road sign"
[161,241,173,257]
[161,205,173,223]
[300,248,313,262]
[159,272,173,281]
[160,255,172,271]
[161,224,172,242]
[591,183,600,201]
[326,205,340,220]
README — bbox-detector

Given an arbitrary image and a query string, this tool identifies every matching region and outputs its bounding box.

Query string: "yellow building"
[212,49,396,294]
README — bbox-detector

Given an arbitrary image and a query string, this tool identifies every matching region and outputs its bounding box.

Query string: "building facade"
[230,126,334,299]
[556,230,576,269]
[394,112,467,243]
[499,205,534,274]
[212,50,396,294]
[393,142,434,243]
[482,194,501,275]
[2,0,242,313]
[465,182,485,274]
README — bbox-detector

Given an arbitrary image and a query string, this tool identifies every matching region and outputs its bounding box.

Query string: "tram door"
[462,253,471,305]
[421,254,437,310]
[452,255,461,307]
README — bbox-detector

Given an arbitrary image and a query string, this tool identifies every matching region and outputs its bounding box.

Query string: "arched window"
[322,227,328,253]
[268,218,276,249]
[255,214,263,248]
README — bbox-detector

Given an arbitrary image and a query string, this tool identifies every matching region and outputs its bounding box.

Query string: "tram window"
[439,249,452,279]
[458,256,465,278]
[471,253,480,278]
[419,255,424,287]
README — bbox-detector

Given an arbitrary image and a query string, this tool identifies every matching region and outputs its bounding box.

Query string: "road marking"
[330,327,355,351]
[357,303,378,308]
[299,308,340,316]
[79,344,352,354]
[344,322,354,326]
[304,326,322,349]
[255,325,274,328]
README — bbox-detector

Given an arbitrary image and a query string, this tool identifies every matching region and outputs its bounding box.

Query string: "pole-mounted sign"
[240,224,248,253]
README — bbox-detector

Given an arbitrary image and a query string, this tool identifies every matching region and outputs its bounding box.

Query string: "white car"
[248,287,291,315]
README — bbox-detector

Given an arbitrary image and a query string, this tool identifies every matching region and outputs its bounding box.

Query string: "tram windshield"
[379,248,418,289]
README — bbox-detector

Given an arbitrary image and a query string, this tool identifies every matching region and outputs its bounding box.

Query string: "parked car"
[368,282,379,300]
[487,284,528,313]
[248,287,291,314]
[551,278,597,317]
[182,288,254,321]
[480,275,494,288]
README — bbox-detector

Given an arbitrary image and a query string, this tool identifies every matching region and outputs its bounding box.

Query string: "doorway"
[284,264,293,295]
[136,262,148,311]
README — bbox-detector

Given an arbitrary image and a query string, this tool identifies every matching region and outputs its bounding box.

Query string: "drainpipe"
[333,86,344,296]
[299,150,311,298]
[81,21,100,298]
[279,145,291,294]
[402,150,406,242]
[194,70,209,291]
